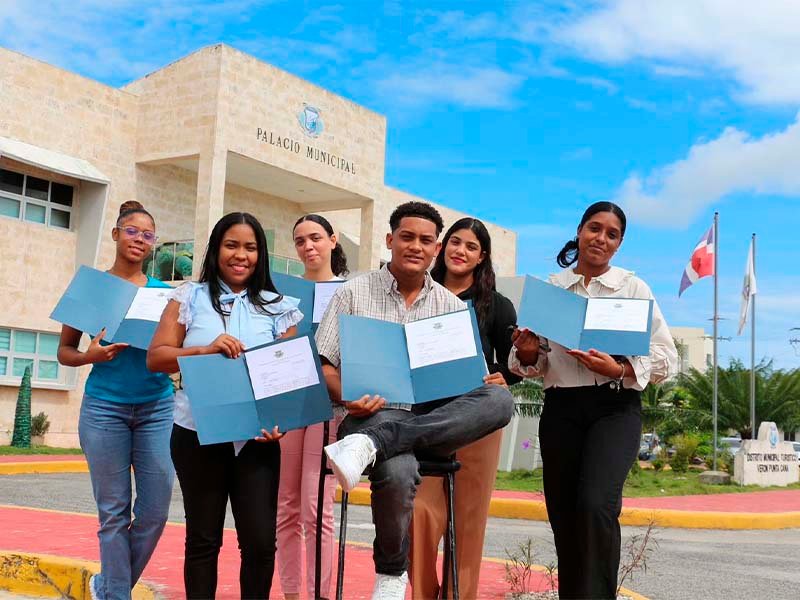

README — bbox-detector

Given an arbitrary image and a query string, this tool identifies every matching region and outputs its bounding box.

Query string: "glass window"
[0,169,24,195]
[14,330,37,353]
[50,182,74,206]
[0,195,21,218]
[288,259,305,277]
[270,256,288,274]
[24,203,46,224]
[266,229,276,253]
[38,360,59,380]
[13,358,34,377]
[0,328,9,350]
[0,357,6,376]
[39,333,59,356]
[50,208,71,229]
[24,176,49,201]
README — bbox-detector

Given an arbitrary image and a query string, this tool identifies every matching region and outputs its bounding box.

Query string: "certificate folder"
[516,275,653,356]
[271,272,343,335]
[340,308,487,405]
[50,266,170,350]
[178,334,333,445]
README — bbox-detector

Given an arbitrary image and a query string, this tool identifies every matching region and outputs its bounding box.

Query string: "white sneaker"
[324,433,377,492]
[371,571,408,600]
[88,574,101,600]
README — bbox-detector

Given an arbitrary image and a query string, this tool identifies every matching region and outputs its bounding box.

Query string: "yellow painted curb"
[336,486,800,530]
[0,461,88,475]
[0,551,157,599]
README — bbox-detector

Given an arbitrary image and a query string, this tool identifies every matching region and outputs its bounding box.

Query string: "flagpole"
[750,233,756,438]
[712,212,719,472]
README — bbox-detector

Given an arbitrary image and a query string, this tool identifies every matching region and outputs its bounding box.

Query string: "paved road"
[1,473,798,599]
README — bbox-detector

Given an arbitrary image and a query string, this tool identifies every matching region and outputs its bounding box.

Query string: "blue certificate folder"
[516,275,654,356]
[50,266,167,350]
[340,309,487,405]
[177,334,334,445]
[271,272,315,334]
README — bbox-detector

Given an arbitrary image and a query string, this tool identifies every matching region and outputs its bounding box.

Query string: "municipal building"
[0,44,517,445]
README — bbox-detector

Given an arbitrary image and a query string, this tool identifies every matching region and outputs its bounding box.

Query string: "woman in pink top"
[276,214,348,600]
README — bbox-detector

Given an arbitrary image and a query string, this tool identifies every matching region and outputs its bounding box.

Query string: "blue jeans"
[79,394,175,600]
[339,383,514,575]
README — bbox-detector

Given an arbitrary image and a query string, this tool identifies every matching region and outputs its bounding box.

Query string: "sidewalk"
[2,454,799,529]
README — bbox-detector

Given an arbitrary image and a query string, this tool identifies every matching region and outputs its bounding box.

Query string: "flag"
[678,224,715,297]
[737,238,757,335]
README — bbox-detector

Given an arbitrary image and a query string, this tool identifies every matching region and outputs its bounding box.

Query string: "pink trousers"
[276,420,338,598]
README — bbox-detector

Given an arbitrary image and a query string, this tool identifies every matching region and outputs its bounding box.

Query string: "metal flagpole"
[750,233,756,438]
[712,212,719,472]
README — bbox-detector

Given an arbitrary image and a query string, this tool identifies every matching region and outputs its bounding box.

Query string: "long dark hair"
[293,214,349,276]
[200,212,282,316]
[556,201,627,268]
[431,217,495,323]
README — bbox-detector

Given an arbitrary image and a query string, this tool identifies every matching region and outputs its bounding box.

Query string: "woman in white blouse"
[510,202,678,600]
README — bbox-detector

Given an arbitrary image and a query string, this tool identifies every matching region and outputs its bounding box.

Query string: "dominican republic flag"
[678,224,714,297]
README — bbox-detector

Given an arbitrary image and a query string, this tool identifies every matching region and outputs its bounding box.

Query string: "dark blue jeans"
[339,383,514,575]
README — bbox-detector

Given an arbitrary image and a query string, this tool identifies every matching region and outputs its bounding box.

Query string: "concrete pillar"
[192,148,227,279]
[358,200,381,271]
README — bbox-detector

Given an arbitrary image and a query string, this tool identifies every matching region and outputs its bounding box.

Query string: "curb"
[0,461,88,475]
[0,551,157,599]
[336,487,800,530]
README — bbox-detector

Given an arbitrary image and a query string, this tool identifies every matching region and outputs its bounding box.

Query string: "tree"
[641,381,711,441]
[10,365,32,448]
[679,359,800,439]
[509,379,544,418]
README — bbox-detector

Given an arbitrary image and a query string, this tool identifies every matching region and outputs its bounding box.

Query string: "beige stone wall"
[135,164,198,243]
[216,45,386,200]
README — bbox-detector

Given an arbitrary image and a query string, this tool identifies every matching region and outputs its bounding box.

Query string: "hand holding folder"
[340,308,488,405]
[516,275,653,356]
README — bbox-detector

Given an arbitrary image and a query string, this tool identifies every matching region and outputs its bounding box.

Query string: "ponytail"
[331,242,349,277]
[556,237,579,268]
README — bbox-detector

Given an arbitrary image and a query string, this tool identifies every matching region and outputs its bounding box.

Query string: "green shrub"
[651,458,665,471]
[31,412,50,438]
[669,434,700,474]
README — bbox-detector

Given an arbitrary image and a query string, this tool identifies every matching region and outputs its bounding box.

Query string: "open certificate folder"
[516,275,654,356]
[340,308,488,405]
[50,266,171,350]
[177,334,333,445]
[271,272,344,334]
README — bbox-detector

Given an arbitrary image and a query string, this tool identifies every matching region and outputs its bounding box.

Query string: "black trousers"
[539,385,641,600]
[171,424,281,599]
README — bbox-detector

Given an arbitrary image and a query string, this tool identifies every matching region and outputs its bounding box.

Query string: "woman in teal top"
[57,201,174,600]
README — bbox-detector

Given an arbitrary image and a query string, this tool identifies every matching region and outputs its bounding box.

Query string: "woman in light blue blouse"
[148,212,302,599]
[58,200,174,600]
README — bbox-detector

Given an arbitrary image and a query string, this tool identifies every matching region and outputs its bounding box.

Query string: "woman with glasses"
[57,201,175,600]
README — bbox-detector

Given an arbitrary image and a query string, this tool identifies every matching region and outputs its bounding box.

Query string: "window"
[0,327,75,389]
[0,167,75,230]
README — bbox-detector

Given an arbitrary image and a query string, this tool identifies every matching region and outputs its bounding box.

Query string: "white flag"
[737,238,757,335]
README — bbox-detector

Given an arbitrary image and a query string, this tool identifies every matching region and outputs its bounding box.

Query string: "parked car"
[719,436,742,455]
[792,442,800,461]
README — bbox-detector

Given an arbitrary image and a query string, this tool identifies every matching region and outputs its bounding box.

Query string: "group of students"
[57,198,678,600]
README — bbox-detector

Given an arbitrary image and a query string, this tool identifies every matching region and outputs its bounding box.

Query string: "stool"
[315,445,461,600]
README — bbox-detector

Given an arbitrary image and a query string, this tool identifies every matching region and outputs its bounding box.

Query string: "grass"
[0,445,83,455]
[495,467,800,497]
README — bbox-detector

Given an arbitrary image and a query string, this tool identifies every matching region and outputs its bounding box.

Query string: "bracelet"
[614,359,626,391]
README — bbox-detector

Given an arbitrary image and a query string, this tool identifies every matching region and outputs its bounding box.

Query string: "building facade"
[0,44,517,446]
[670,326,713,374]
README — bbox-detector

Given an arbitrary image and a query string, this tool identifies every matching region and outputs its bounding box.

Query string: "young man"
[315,201,515,600]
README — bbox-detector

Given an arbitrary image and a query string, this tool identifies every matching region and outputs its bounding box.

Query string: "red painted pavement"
[0,505,547,599]
[0,454,84,463]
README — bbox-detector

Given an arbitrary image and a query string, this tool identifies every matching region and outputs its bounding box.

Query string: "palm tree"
[679,359,800,439]
[11,365,32,448]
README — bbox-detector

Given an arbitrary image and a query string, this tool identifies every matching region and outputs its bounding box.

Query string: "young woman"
[57,200,174,600]
[147,212,303,599]
[510,202,678,599]
[276,214,348,600]
[410,217,521,599]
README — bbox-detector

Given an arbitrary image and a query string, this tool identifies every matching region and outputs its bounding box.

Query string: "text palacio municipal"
[256,128,357,175]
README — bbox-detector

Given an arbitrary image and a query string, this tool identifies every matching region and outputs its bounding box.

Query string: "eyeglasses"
[117,226,158,245]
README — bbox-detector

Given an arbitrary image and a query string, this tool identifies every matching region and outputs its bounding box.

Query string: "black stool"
[314,442,461,600]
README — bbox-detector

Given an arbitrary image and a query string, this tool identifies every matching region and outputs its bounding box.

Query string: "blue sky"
[2,1,799,367]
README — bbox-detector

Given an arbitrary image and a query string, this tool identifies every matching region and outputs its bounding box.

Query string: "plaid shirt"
[315,264,466,410]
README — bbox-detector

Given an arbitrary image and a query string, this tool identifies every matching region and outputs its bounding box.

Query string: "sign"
[733,422,799,486]
[255,103,357,175]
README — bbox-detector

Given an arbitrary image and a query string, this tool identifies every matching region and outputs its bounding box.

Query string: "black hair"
[293,214,349,276]
[431,217,495,324]
[199,212,283,317]
[116,200,154,227]
[556,201,627,268]
[389,201,444,236]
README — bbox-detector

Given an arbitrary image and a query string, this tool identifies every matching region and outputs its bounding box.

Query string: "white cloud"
[558,0,800,106]
[615,113,800,226]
